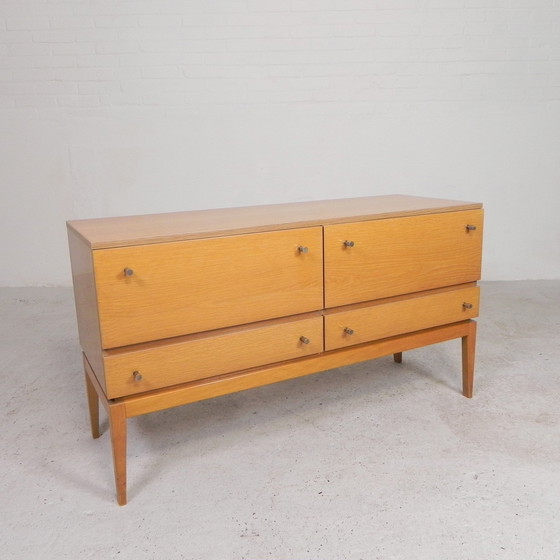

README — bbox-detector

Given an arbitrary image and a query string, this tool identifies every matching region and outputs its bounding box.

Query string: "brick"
[203,24,291,40]
[120,78,173,94]
[53,44,96,56]
[53,67,98,82]
[550,72,560,86]
[183,64,268,79]
[143,92,185,105]
[308,37,357,51]
[182,11,294,26]
[57,95,101,107]
[137,15,182,28]
[464,23,509,36]
[49,16,94,30]
[120,52,189,67]
[294,0,377,10]
[510,0,553,6]
[73,1,159,16]
[6,17,49,30]
[245,0,292,11]
[421,0,466,7]
[197,1,247,13]
[96,41,140,54]
[484,61,529,75]
[486,35,531,49]
[358,9,420,25]
[291,25,339,38]
[525,61,554,74]
[12,68,54,81]
[99,93,143,106]
[141,66,184,79]
[36,81,78,94]
[464,49,510,61]
[509,47,552,61]
[0,81,36,94]
[225,37,308,52]
[0,95,16,107]
[158,78,208,93]
[412,48,464,63]
[78,81,122,95]
[33,30,76,43]
[96,67,143,81]
[77,28,126,42]
[2,55,75,68]
[333,24,378,38]
[507,23,553,37]
[16,94,57,107]
[0,29,32,43]
[465,0,508,6]
[530,8,560,23]
[94,16,138,29]
[77,54,120,68]
[375,0,419,7]
[176,39,228,53]
[5,42,51,55]
[0,2,73,16]
[54,67,141,82]
[411,36,466,50]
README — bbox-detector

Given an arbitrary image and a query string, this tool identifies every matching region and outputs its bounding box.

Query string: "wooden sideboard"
[67,194,483,505]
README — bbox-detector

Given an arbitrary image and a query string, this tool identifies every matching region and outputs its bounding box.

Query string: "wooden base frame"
[83,319,477,506]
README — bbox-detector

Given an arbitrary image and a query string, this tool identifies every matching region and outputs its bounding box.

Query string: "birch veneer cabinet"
[67,194,483,505]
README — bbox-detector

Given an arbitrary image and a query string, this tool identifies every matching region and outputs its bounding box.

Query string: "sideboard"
[67,194,483,505]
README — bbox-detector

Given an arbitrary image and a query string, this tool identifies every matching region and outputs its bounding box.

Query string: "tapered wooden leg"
[393,352,403,363]
[108,402,127,506]
[461,320,477,398]
[84,369,100,439]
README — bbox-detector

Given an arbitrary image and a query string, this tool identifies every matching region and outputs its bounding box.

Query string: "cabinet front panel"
[104,315,324,398]
[94,227,323,348]
[325,287,480,351]
[324,210,483,307]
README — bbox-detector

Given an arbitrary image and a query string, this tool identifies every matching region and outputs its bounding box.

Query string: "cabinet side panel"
[67,227,106,392]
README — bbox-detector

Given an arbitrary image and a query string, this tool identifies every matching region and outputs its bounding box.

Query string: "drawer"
[324,286,480,351]
[324,209,483,308]
[103,315,324,398]
[93,227,323,348]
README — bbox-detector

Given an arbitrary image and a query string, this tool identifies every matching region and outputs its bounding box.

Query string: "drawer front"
[325,286,480,351]
[324,209,483,308]
[94,227,323,348]
[103,315,324,398]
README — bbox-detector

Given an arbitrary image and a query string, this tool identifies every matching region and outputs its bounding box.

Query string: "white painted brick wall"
[0,0,560,284]
[0,1,559,108]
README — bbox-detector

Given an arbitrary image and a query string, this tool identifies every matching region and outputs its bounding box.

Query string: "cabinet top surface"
[67,194,482,249]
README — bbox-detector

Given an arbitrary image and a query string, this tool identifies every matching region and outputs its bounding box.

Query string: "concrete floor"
[1,281,559,559]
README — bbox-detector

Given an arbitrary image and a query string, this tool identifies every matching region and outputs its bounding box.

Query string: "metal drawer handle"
[344,327,355,335]
[297,246,309,254]
[124,267,134,276]
[344,240,355,247]
[132,371,143,382]
[466,225,477,231]
[463,302,473,309]
[300,336,310,344]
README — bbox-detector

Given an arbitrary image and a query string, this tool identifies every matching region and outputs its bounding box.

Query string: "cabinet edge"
[68,227,107,393]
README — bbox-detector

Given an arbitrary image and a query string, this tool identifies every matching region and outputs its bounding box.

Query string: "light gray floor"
[1,281,559,559]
